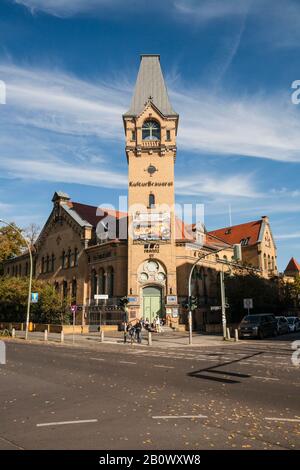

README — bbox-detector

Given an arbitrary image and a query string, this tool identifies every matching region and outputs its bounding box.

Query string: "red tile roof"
[68,201,127,227]
[284,257,300,273]
[208,220,262,247]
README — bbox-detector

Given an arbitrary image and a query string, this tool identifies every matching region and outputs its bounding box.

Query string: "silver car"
[287,317,300,333]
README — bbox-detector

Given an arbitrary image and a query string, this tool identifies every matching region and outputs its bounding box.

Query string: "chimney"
[52,191,70,206]
[261,215,269,224]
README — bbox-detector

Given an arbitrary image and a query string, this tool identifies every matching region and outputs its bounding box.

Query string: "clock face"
[157,272,165,282]
[146,261,158,272]
[140,272,148,282]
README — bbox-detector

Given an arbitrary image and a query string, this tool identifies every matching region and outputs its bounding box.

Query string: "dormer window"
[166,130,171,141]
[142,120,160,141]
[240,237,250,246]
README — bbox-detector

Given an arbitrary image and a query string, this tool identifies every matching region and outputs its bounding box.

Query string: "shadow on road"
[187,351,263,384]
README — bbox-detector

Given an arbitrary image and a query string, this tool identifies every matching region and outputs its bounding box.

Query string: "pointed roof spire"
[284,257,300,273]
[124,55,178,117]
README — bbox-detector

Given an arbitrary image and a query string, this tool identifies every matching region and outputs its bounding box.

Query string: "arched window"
[46,254,49,273]
[71,279,77,303]
[74,248,79,267]
[51,254,55,272]
[142,120,161,141]
[223,255,228,262]
[41,257,45,274]
[272,256,275,270]
[62,250,66,269]
[268,254,271,270]
[263,253,267,270]
[67,248,72,268]
[108,268,114,297]
[149,193,155,208]
[63,280,68,298]
[25,262,28,276]
[98,269,105,295]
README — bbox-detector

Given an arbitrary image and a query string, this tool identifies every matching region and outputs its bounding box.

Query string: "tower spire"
[124,55,178,117]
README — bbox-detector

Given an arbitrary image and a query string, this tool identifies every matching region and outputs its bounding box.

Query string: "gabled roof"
[284,257,300,273]
[65,201,127,228]
[124,55,178,117]
[208,220,262,247]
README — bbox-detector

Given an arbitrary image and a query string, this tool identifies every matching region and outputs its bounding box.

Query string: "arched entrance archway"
[142,285,162,323]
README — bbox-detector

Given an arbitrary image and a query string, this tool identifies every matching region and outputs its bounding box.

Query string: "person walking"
[135,319,142,344]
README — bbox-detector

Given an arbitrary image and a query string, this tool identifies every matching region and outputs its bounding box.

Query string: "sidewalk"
[11,329,229,349]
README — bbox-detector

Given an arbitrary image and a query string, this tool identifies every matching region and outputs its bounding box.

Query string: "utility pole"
[0,219,33,340]
[220,270,227,339]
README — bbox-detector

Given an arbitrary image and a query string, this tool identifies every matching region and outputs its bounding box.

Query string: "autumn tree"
[0,223,26,274]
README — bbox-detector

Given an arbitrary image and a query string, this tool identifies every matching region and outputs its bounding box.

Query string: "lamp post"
[187,234,241,345]
[0,219,33,340]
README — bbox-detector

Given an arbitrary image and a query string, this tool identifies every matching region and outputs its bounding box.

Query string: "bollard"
[12,328,16,338]
[44,329,48,342]
[234,329,239,342]
[100,330,104,342]
[226,327,231,340]
[148,330,152,346]
[60,330,64,343]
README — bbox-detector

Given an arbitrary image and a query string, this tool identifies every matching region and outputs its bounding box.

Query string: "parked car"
[275,316,290,335]
[287,317,300,333]
[239,314,278,339]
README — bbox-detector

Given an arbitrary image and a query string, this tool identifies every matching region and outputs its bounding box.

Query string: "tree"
[0,223,26,274]
[225,273,280,323]
[24,223,40,247]
[0,276,72,324]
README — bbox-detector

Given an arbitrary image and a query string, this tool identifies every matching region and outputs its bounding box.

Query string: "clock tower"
[123,55,179,323]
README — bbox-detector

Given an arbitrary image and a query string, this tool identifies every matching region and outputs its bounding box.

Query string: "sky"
[0,0,300,271]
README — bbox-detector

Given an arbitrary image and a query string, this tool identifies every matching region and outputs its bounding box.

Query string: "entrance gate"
[142,286,162,323]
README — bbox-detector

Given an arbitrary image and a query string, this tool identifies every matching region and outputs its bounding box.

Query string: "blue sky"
[1,0,300,271]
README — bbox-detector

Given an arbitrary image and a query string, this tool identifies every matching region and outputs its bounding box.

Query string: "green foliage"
[0,276,71,324]
[280,276,300,310]
[0,223,26,274]
[225,273,280,323]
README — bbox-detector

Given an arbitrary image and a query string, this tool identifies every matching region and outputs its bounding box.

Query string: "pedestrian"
[144,318,150,331]
[135,319,142,343]
[155,315,161,333]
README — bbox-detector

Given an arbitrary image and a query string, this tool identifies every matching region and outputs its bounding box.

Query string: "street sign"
[210,306,222,311]
[70,304,77,314]
[31,292,38,303]
[243,298,253,309]
[94,294,109,300]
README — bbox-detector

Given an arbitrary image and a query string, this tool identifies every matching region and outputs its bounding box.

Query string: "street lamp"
[0,219,33,340]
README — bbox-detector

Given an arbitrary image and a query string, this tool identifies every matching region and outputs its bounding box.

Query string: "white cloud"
[176,173,259,198]
[275,231,300,240]
[14,0,116,16]
[174,0,250,21]
[2,63,300,163]
[0,156,127,189]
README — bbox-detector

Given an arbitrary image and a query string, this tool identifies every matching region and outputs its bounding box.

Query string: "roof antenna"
[228,204,232,227]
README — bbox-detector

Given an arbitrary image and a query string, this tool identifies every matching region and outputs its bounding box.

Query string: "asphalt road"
[0,333,300,450]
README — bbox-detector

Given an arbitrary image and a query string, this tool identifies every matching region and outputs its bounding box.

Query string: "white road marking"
[253,376,279,381]
[265,417,300,423]
[90,357,105,361]
[152,415,207,419]
[119,361,137,365]
[154,364,175,369]
[36,419,98,427]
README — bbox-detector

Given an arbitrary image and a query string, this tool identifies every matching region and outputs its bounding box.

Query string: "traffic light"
[119,296,129,308]
[189,296,198,311]
[181,297,189,309]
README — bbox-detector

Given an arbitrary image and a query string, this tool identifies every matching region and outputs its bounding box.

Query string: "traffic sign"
[243,298,253,309]
[94,294,109,300]
[70,304,77,313]
[210,306,222,311]
[31,292,38,303]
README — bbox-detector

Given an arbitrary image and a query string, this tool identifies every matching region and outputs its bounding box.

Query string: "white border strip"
[36,419,98,427]
[152,415,207,419]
